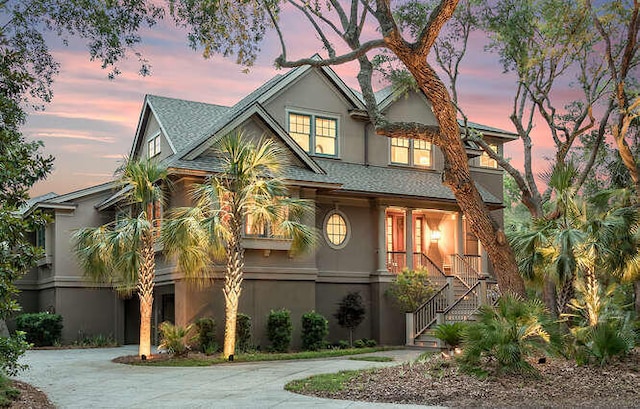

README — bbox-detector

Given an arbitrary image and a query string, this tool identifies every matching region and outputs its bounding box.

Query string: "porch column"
[479,242,488,275]
[377,204,387,273]
[455,212,464,256]
[405,208,413,271]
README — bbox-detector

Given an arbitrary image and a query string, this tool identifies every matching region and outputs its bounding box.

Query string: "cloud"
[32,131,115,143]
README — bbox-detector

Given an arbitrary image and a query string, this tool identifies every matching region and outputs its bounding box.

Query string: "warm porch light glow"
[430,230,441,242]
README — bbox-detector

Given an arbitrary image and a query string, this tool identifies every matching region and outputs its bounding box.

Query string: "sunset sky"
[24,14,558,198]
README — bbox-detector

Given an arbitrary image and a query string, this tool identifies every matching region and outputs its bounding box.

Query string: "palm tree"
[162,131,316,359]
[72,158,166,358]
[511,162,640,316]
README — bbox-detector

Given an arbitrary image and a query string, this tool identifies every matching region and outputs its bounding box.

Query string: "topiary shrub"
[15,312,63,347]
[301,311,328,351]
[194,317,217,354]
[267,309,292,353]
[235,313,252,353]
[385,269,435,312]
[334,292,366,347]
[158,322,194,357]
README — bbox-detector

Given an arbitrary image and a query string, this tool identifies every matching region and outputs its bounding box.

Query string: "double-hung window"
[148,133,161,158]
[480,144,499,168]
[288,112,337,156]
[390,138,432,168]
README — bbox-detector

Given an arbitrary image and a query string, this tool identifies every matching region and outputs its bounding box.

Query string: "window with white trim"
[244,208,289,239]
[35,225,46,249]
[480,143,499,168]
[390,138,432,168]
[148,133,161,158]
[288,112,338,156]
[324,211,349,248]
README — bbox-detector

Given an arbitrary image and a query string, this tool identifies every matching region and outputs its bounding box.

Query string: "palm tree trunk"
[137,234,155,358]
[223,215,244,360]
[543,277,558,319]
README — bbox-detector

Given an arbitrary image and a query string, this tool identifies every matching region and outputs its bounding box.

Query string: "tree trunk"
[543,277,558,319]
[222,214,244,360]
[634,280,640,315]
[137,234,155,358]
[395,55,526,297]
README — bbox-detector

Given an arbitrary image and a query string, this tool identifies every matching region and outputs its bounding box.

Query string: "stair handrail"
[416,252,447,288]
[413,281,450,338]
[450,253,481,288]
[443,281,481,323]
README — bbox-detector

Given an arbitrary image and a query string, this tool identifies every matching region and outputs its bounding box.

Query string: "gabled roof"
[22,182,116,216]
[129,95,231,159]
[177,62,365,162]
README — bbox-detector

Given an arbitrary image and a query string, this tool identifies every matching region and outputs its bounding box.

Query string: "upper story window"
[288,112,337,157]
[480,143,499,168]
[244,211,288,239]
[36,225,46,249]
[148,133,161,158]
[390,138,432,168]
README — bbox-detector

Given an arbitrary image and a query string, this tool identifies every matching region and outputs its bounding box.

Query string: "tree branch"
[276,40,386,68]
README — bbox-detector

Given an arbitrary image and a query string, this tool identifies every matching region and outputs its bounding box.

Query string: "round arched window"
[324,211,349,248]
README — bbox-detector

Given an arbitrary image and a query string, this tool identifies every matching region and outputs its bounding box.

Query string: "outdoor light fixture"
[430,230,441,242]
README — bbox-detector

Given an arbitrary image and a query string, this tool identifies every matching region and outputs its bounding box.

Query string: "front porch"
[375,206,498,347]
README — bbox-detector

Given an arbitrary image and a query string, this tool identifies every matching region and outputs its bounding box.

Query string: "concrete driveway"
[16,346,437,408]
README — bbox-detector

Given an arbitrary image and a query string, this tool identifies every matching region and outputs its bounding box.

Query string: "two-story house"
[19,62,515,348]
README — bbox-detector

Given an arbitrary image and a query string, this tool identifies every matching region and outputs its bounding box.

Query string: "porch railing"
[414,252,447,287]
[450,254,481,288]
[386,251,406,273]
[414,282,450,338]
[443,281,480,323]
[464,254,482,274]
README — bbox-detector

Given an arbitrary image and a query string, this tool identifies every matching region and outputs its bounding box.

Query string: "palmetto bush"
[433,322,467,350]
[158,322,195,357]
[459,294,560,377]
[564,278,635,365]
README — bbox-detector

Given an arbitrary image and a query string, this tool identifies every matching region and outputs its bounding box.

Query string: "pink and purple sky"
[25,17,557,198]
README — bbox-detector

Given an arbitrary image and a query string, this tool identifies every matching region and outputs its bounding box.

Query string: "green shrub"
[337,340,350,349]
[301,311,328,351]
[433,322,467,349]
[15,312,63,347]
[73,333,118,348]
[0,374,20,407]
[194,317,217,354]
[267,309,292,353]
[353,339,366,348]
[364,338,377,347]
[385,269,435,312]
[158,322,194,357]
[460,294,560,377]
[566,280,635,365]
[236,313,252,352]
[0,332,29,376]
[334,292,366,346]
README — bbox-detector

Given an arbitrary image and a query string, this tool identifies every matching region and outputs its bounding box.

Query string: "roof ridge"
[147,94,230,110]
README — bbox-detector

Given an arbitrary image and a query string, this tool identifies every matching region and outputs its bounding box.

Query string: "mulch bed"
[299,350,640,408]
[9,381,54,409]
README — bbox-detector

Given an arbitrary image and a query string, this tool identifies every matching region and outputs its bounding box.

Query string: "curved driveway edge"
[16,346,441,408]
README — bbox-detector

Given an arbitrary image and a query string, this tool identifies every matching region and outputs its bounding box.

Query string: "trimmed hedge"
[15,312,63,347]
[267,309,292,353]
[301,311,328,351]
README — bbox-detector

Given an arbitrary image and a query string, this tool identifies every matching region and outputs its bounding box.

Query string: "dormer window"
[148,133,161,158]
[288,112,338,157]
[480,144,499,168]
[390,138,432,168]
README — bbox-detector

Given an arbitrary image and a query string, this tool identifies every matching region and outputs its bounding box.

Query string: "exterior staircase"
[406,254,499,349]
